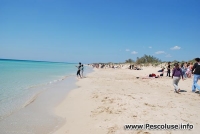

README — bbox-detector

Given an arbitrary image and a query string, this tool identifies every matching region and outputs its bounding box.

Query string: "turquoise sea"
[0,59,78,121]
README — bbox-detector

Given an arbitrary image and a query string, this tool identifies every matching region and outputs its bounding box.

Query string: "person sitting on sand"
[142,73,160,79]
[134,66,141,70]
[158,67,165,76]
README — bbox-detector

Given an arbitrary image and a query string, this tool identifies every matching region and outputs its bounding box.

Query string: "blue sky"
[0,0,199,63]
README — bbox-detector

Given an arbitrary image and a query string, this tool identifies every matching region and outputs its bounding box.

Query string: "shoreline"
[0,75,77,134]
[0,62,92,134]
[54,67,200,134]
[0,66,93,134]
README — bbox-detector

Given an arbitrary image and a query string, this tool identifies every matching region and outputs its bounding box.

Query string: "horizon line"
[0,58,77,64]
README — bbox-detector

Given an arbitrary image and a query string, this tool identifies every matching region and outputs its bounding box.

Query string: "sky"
[0,0,200,63]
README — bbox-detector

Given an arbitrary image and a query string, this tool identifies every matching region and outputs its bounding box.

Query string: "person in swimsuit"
[76,62,82,78]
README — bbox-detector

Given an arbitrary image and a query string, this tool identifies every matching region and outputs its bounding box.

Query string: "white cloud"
[149,46,152,49]
[126,49,130,51]
[165,54,172,57]
[171,46,181,50]
[131,51,138,54]
[155,51,165,54]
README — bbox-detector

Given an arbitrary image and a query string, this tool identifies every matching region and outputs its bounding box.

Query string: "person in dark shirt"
[129,65,131,69]
[191,58,200,92]
[172,63,184,93]
[81,64,84,77]
[76,62,82,79]
[166,62,171,77]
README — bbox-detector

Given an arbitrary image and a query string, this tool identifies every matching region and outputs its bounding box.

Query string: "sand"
[54,67,200,134]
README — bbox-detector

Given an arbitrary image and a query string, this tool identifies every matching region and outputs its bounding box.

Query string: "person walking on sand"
[76,62,82,79]
[167,62,171,77]
[81,64,84,78]
[191,58,200,92]
[172,63,184,93]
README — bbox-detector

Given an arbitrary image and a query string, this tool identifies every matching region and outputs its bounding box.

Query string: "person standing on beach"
[186,63,192,78]
[81,64,84,78]
[191,58,200,92]
[172,63,184,93]
[181,63,187,79]
[167,62,171,77]
[76,62,82,79]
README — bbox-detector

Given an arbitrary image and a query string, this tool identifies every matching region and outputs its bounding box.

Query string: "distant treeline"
[125,55,161,64]
[125,55,199,64]
[92,55,199,65]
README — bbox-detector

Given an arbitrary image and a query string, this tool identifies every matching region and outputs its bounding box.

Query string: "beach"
[2,0,200,133]
[0,60,91,133]
[54,67,200,134]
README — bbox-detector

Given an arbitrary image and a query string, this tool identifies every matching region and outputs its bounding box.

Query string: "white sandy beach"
[54,67,200,134]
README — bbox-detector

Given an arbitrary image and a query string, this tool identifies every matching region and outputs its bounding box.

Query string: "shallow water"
[0,59,92,133]
[0,59,77,121]
[0,76,76,134]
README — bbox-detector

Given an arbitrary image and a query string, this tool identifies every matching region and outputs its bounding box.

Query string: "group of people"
[129,65,142,70]
[166,62,194,79]
[85,58,200,94]
[76,62,84,79]
[171,58,200,93]
[92,63,124,69]
[141,68,164,79]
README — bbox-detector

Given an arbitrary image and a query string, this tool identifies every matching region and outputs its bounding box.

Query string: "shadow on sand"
[179,90,187,92]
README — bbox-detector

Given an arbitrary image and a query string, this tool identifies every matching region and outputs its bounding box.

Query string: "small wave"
[47,74,75,84]
[23,90,44,108]
[0,89,45,121]
[0,75,74,120]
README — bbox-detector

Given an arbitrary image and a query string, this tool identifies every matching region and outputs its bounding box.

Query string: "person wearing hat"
[191,58,200,92]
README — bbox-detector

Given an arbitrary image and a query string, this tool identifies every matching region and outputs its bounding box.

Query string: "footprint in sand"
[127,95,135,99]
[109,99,114,103]
[136,130,143,134]
[132,115,137,118]
[182,118,189,122]
[92,95,99,98]
[107,125,118,134]
[143,132,151,134]
[144,103,156,107]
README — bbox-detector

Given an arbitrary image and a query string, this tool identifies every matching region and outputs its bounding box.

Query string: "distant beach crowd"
[78,58,200,94]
